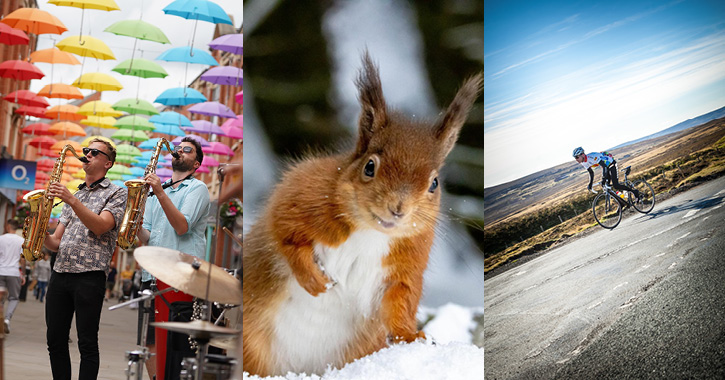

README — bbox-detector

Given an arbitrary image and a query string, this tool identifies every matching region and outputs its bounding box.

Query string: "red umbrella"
[15,106,49,118]
[35,172,50,181]
[29,136,58,148]
[3,90,49,107]
[0,23,29,45]
[0,60,45,80]
[21,123,54,135]
[36,159,55,171]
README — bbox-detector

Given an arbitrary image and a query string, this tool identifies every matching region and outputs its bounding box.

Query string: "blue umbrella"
[129,166,146,177]
[149,111,194,127]
[153,123,186,136]
[154,87,207,106]
[156,46,218,66]
[163,0,233,25]
[138,137,176,150]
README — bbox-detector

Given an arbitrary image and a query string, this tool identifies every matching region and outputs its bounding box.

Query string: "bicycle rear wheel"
[593,192,622,229]
[629,180,655,213]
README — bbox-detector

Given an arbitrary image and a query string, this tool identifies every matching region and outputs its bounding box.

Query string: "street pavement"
[484,175,725,379]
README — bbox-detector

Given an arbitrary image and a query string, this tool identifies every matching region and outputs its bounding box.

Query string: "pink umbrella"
[195,165,210,173]
[220,125,242,139]
[221,114,242,128]
[201,155,219,167]
[235,91,242,105]
[202,142,234,156]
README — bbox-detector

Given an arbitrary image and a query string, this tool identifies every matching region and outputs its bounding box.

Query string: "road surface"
[484,175,725,379]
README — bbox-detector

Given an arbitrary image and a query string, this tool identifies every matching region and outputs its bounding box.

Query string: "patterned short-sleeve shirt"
[55,178,127,274]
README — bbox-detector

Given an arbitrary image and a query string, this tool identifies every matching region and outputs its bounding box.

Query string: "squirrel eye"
[363,159,375,178]
[428,177,439,193]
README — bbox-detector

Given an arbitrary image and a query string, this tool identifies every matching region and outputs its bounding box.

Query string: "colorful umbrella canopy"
[72,72,123,92]
[201,66,242,86]
[221,124,242,139]
[37,158,56,171]
[51,140,83,151]
[154,87,206,106]
[104,19,170,44]
[195,165,210,174]
[112,58,168,78]
[56,35,116,60]
[114,115,155,131]
[29,136,58,148]
[108,165,131,177]
[153,124,186,136]
[77,101,123,117]
[115,155,138,165]
[3,90,49,107]
[200,155,219,167]
[49,121,86,137]
[0,60,45,80]
[112,98,159,115]
[16,106,49,119]
[116,144,142,157]
[80,135,116,148]
[149,111,193,127]
[188,101,235,118]
[209,33,242,55]
[111,129,149,142]
[0,23,29,45]
[38,83,84,99]
[138,138,174,151]
[221,114,242,128]
[163,0,233,25]
[172,134,210,147]
[30,48,81,65]
[64,156,85,168]
[202,141,235,156]
[0,8,68,35]
[48,0,120,11]
[80,116,118,129]
[235,91,242,105]
[46,104,84,121]
[183,120,224,135]
[22,123,54,135]
[156,46,218,66]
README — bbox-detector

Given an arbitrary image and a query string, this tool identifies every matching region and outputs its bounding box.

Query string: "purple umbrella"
[182,120,225,135]
[202,142,235,156]
[188,101,235,118]
[201,66,242,86]
[209,33,242,55]
[156,168,173,177]
[173,134,210,147]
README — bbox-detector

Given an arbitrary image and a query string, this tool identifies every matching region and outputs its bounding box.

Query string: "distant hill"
[610,106,725,150]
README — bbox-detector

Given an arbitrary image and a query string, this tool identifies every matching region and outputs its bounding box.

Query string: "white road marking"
[683,209,699,219]
[613,282,628,291]
[513,270,527,277]
[716,189,725,196]
[668,262,677,270]
[655,252,666,257]
[667,232,691,248]
[635,264,651,273]
[587,300,603,310]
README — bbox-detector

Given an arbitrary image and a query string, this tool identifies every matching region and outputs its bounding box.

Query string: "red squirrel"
[243,52,482,376]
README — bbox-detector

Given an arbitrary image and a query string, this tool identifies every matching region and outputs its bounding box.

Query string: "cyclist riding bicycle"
[573,147,641,201]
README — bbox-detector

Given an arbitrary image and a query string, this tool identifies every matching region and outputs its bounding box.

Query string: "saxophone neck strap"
[52,177,107,208]
[148,174,193,198]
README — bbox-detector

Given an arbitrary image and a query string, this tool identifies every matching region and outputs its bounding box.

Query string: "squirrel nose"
[389,202,404,219]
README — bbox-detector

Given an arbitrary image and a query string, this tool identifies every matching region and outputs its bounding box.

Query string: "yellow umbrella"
[49,0,120,11]
[81,135,116,148]
[56,35,115,60]
[72,72,123,92]
[78,101,123,117]
[66,179,85,191]
[80,116,118,129]
[72,169,86,179]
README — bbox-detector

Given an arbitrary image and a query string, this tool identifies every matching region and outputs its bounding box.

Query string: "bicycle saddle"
[620,166,631,175]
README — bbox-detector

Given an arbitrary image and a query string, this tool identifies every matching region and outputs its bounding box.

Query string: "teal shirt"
[141,177,210,281]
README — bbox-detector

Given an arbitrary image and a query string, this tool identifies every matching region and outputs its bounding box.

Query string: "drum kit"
[110,246,241,380]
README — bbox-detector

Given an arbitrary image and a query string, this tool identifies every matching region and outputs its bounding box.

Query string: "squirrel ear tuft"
[436,73,483,159]
[355,50,388,156]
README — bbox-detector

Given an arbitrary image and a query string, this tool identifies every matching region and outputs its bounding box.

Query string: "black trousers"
[46,270,106,380]
[603,163,639,195]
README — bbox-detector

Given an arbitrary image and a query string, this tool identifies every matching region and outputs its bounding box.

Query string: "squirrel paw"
[295,268,334,297]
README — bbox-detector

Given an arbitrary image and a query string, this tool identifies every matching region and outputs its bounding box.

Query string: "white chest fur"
[271,229,392,374]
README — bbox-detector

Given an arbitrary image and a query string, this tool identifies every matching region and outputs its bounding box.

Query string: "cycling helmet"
[573,147,584,157]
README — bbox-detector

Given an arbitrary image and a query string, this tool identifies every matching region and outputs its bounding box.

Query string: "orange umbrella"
[51,140,83,152]
[46,104,84,121]
[64,156,85,168]
[0,8,68,35]
[49,121,87,137]
[30,48,81,65]
[29,136,58,148]
[38,83,84,100]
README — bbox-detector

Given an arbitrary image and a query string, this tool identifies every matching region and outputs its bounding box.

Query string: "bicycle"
[591,165,655,229]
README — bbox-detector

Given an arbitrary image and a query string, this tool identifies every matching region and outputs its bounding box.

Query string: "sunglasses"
[174,146,195,154]
[82,147,112,160]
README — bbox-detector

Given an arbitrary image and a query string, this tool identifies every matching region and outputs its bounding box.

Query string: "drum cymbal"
[134,246,240,304]
[210,335,238,351]
[152,320,240,340]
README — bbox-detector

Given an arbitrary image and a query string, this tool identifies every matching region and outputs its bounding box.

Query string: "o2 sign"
[0,159,37,191]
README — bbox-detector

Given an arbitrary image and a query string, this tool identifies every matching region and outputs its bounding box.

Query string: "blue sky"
[484,0,725,188]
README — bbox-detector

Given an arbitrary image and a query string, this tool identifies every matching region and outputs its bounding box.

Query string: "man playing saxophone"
[135,136,210,380]
[43,139,126,380]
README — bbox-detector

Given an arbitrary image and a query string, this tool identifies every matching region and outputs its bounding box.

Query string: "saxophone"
[117,138,177,249]
[22,145,88,262]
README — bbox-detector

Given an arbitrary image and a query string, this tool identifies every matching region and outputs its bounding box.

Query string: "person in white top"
[573,147,641,199]
[0,219,27,334]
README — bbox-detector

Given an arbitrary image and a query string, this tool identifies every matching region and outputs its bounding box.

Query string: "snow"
[242,303,484,380]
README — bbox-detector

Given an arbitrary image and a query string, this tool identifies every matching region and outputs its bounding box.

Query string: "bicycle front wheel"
[593,192,622,229]
[629,180,655,213]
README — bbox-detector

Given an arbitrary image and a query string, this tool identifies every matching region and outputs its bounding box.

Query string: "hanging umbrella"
[37,159,56,171]
[138,138,174,151]
[163,0,233,25]
[128,166,145,177]
[221,114,243,128]
[200,66,242,86]
[235,91,242,105]
[0,8,68,35]
[46,104,84,121]
[195,165,210,174]
[0,23,29,45]
[115,155,138,164]
[16,106,49,119]
[72,169,86,179]
[183,120,225,135]
[72,72,123,92]
[202,141,235,156]
[112,129,149,142]
[38,83,84,99]
[104,19,170,44]
[56,35,116,60]
[81,135,116,148]
[153,124,186,136]
[49,121,87,137]
[172,134,210,147]
[188,101,235,118]
[209,33,242,55]
[108,165,131,177]
[112,58,168,78]
[64,156,85,169]
[49,0,120,47]
[200,155,219,167]
[149,111,193,127]
[51,140,83,152]
[220,125,242,139]
[3,90,49,107]
[116,144,142,157]
[29,136,58,148]
[112,98,159,116]
[22,123,54,135]
[154,87,206,106]
[30,48,81,65]
[114,115,155,131]
[0,60,45,80]
[80,116,118,129]
[35,172,51,182]
[78,101,123,117]
[155,46,218,66]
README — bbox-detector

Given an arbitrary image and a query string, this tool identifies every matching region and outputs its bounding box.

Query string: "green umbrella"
[104,20,170,44]
[112,129,149,142]
[109,165,132,176]
[116,144,142,157]
[112,98,159,116]
[115,155,139,164]
[114,115,155,131]
[112,58,168,79]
